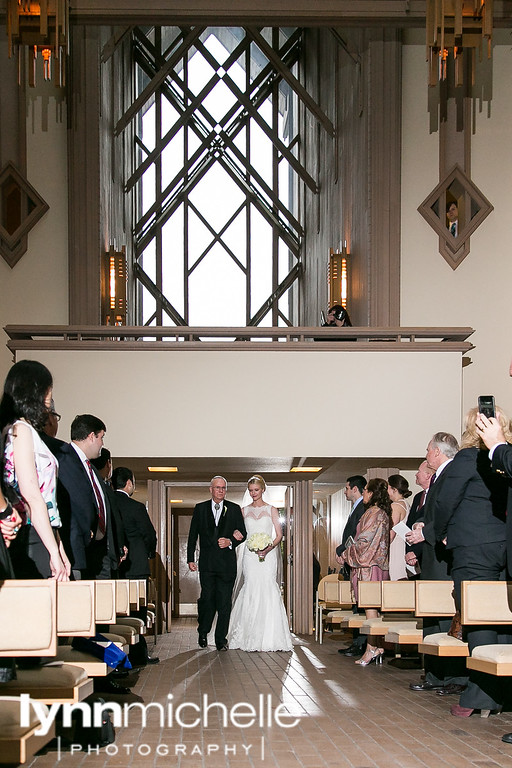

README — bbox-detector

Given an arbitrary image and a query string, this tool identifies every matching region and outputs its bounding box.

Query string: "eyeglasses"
[50,412,61,421]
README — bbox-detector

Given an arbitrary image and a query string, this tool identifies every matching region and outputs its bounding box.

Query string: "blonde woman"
[434,406,512,717]
[227,475,292,652]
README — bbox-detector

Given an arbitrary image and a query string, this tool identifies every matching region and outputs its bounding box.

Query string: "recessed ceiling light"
[148,466,178,472]
[169,499,183,503]
[290,466,322,473]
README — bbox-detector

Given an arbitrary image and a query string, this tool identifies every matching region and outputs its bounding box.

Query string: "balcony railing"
[4,325,474,353]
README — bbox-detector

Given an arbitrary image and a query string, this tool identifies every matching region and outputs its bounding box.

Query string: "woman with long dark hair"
[387,474,412,580]
[0,360,69,580]
[341,477,391,666]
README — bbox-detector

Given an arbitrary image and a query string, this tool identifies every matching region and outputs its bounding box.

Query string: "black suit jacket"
[336,499,366,578]
[187,499,246,577]
[434,447,508,549]
[53,442,115,571]
[405,489,426,561]
[491,443,512,568]
[115,490,157,577]
[105,484,127,568]
[416,468,453,580]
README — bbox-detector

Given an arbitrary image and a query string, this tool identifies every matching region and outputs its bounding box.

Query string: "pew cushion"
[418,632,469,656]
[1,664,93,702]
[0,696,55,764]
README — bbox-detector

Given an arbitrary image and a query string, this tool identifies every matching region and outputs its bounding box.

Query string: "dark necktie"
[86,460,106,535]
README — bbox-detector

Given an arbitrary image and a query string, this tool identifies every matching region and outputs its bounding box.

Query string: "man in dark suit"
[112,465,159,666]
[335,475,367,657]
[55,414,116,580]
[406,432,468,694]
[91,448,128,573]
[187,476,246,651]
[112,466,156,580]
[404,460,434,575]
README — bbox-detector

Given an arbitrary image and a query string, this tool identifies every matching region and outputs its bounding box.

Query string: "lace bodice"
[243,504,273,538]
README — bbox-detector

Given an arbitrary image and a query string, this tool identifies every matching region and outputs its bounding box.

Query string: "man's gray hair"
[210,475,228,487]
[431,432,459,459]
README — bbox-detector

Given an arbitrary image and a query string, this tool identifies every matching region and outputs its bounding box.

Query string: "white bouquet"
[247,532,273,562]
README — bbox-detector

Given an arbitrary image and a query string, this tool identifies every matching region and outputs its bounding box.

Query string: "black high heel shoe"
[355,647,384,666]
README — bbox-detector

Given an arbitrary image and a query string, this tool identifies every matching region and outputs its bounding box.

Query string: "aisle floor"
[28,619,512,768]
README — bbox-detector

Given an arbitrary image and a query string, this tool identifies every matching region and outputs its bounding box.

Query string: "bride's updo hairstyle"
[247,474,266,491]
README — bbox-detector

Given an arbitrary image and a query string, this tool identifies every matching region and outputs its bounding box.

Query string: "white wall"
[19,348,463,458]
[401,30,512,417]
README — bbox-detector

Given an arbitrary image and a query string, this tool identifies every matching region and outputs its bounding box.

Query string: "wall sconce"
[6,0,69,87]
[102,245,127,326]
[426,0,493,87]
[328,245,349,309]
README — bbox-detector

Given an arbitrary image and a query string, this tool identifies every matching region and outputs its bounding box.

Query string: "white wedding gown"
[228,505,293,652]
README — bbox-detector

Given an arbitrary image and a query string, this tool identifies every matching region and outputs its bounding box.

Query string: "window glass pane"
[162,206,185,317]
[250,207,272,315]
[189,244,245,326]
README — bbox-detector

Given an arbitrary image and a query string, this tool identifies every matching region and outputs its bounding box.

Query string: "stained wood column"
[68,24,129,323]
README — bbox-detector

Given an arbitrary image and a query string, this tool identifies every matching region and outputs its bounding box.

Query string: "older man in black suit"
[406,432,468,695]
[187,476,246,651]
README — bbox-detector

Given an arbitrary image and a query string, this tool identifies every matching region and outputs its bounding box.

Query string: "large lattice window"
[126,26,314,327]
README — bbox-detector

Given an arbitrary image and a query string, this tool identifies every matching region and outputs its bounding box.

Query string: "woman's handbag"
[447,610,463,641]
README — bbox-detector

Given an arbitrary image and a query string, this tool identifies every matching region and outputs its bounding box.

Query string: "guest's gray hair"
[430,432,459,459]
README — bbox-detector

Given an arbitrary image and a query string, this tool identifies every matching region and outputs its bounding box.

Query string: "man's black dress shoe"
[338,646,363,657]
[146,656,160,664]
[435,683,467,696]
[111,668,130,678]
[96,678,131,695]
[216,644,228,652]
[502,733,512,743]
[409,681,445,691]
[198,635,207,648]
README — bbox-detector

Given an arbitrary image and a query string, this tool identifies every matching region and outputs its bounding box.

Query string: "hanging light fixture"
[6,0,69,87]
[328,244,349,310]
[426,0,493,87]
[102,245,127,326]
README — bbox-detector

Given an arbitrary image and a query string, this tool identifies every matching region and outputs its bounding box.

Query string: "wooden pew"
[0,580,91,763]
[358,581,421,643]
[316,578,353,643]
[0,695,55,765]
[461,580,512,675]
[416,580,469,657]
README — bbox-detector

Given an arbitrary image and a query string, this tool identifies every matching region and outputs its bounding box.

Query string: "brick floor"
[27,620,512,768]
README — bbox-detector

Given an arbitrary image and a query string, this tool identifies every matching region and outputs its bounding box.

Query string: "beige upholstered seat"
[95,580,117,624]
[461,581,512,675]
[2,663,93,703]
[56,581,96,637]
[0,581,57,657]
[0,696,55,764]
[418,632,469,657]
[385,624,423,644]
[108,623,139,645]
[468,645,512,675]
[315,574,349,643]
[414,580,467,656]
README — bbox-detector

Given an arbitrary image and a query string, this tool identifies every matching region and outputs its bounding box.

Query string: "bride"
[227,475,293,652]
